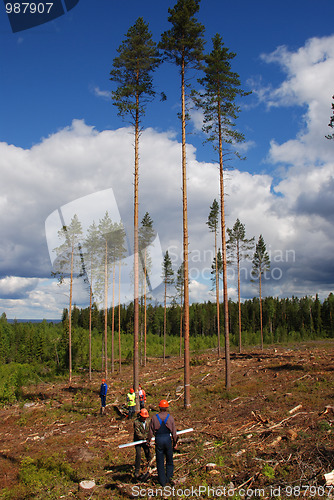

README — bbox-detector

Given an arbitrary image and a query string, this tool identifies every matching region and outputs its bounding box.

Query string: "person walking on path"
[147,399,178,486]
[139,384,146,409]
[99,379,108,415]
[133,408,151,479]
[126,388,136,419]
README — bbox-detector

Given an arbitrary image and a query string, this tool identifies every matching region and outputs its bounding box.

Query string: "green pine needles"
[110,17,161,122]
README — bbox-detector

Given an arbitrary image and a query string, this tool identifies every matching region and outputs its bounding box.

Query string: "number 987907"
[5,3,53,14]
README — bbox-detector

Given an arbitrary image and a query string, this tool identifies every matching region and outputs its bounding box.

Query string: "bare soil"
[0,340,333,499]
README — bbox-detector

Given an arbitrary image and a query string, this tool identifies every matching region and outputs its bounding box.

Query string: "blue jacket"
[100,383,108,397]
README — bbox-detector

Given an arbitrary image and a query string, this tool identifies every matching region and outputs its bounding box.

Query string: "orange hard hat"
[139,408,149,418]
[159,399,169,408]
[102,379,106,383]
[130,388,134,393]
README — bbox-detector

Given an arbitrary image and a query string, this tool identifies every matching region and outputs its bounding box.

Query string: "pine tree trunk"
[133,97,140,410]
[89,263,92,381]
[218,105,231,389]
[179,298,183,358]
[181,54,191,408]
[144,250,147,367]
[237,242,242,354]
[140,293,143,366]
[164,280,167,363]
[118,261,122,373]
[259,274,263,350]
[215,229,220,356]
[111,262,115,373]
[104,240,108,379]
[69,243,73,384]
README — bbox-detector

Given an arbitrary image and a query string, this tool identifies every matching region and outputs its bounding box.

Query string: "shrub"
[0,363,37,404]
[18,454,78,497]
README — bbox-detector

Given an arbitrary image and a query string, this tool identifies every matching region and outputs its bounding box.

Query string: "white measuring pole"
[118,427,194,449]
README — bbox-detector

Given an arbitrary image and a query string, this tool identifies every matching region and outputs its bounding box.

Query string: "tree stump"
[78,480,96,497]
[206,463,217,472]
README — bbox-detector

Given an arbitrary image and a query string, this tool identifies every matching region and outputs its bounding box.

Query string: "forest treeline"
[0,293,333,403]
[1,292,333,370]
[65,293,334,345]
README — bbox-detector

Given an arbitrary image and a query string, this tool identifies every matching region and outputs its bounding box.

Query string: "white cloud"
[251,35,334,168]
[189,280,211,303]
[2,33,334,324]
[0,276,40,297]
[0,278,62,319]
[259,35,334,109]
[91,86,110,100]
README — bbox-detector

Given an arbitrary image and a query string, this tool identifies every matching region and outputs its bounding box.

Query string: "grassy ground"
[0,340,333,499]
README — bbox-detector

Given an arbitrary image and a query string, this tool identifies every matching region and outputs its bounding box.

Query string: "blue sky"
[0,0,334,318]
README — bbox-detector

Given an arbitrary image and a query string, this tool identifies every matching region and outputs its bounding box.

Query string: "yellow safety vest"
[127,392,136,407]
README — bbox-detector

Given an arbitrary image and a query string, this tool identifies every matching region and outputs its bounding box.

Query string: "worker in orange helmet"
[133,408,151,479]
[147,399,178,486]
[126,388,136,419]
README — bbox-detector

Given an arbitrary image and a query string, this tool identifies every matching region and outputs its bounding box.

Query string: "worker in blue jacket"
[99,379,108,415]
[147,399,178,486]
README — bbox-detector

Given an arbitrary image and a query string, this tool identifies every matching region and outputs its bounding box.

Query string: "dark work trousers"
[155,431,173,486]
[100,395,106,408]
[128,406,136,419]
[135,443,151,474]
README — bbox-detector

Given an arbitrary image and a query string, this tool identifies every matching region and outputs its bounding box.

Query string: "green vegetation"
[0,292,333,404]
[0,454,77,500]
[262,463,275,480]
[0,363,39,404]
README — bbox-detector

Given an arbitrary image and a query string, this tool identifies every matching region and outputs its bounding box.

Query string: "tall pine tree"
[160,0,205,408]
[116,222,126,374]
[207,199,221,355]
[84,221,100,381]
[193,33,249,388]
[97,212,114,378]
[139,212,156,367]
[252,234,270,350]
[227,219,254,353]
[53,214,83,383]
[110,222,126,373]
[162,250,174,363]
[110,17,160,408]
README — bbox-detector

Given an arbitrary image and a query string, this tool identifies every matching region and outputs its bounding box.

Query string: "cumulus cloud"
[1,36,334,317]
[0,276,40,299]
[247,35,334,299]
[251,35,334,167]
[260,36,334,109]
[0,116,333,318]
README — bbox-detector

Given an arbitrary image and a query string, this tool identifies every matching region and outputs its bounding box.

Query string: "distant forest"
[0,293,333,372]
